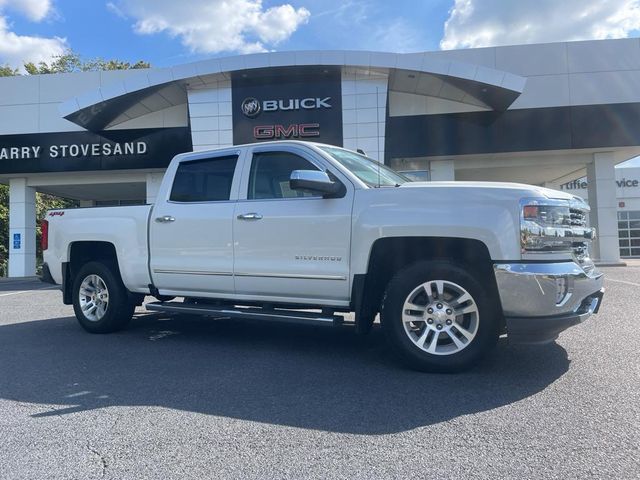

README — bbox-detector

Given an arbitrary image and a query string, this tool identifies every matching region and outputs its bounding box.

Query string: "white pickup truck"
[41,141,604,372]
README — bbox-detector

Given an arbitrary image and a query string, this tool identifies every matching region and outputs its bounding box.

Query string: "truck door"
[233,145,353,304]
[149,152,241,297]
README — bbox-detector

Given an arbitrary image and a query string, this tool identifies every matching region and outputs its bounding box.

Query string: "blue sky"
[3,0,640,68]
[2,1,452,67]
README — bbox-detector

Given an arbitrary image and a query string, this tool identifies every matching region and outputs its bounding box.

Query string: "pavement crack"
[86,441,107,477]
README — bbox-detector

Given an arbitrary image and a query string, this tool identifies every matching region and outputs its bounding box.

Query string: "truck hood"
[399,181,582,202]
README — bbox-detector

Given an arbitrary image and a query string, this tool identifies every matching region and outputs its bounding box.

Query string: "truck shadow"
[0,312,569,435]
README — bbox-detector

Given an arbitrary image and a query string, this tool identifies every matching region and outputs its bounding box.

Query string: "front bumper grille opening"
[573,242,588,259]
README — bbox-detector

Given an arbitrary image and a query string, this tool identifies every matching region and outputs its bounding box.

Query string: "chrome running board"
[145,301,346,327]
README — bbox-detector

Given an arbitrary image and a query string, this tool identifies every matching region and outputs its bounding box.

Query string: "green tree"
[0,51,151,276]
[24,51,150,74]
[0,185,8,276]
[0,65,18,77]
[0,70,12,273]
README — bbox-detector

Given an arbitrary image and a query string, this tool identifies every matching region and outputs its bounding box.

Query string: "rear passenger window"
[170,155,238,202]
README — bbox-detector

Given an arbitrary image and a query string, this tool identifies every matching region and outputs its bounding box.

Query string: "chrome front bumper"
[494,262,604,344]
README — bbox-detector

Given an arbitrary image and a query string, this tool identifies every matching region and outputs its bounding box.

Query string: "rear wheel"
[72,261,135,333]
[382,260,499,373]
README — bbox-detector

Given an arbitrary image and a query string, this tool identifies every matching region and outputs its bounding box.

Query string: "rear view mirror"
[290,170,340,197]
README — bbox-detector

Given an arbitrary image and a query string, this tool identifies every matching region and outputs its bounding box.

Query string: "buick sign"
[263,97,332,112]
[241,97,332,118]
[241,97,261,118]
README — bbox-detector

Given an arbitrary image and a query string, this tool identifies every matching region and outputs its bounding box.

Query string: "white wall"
[0,69,151,135]
[187,79,233,151]
[423,38,640,111]
[341,68,387,162]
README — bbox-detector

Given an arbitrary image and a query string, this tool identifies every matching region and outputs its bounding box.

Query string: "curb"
[0,276,40,283]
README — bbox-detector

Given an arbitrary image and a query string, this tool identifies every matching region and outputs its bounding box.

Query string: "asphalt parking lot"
[0,267,638,479]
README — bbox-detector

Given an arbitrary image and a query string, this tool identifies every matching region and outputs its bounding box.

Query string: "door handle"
[237,213,263,221]
[155,215,175,223]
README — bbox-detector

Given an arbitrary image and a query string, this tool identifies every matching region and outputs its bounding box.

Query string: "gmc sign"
[254,123,320,139]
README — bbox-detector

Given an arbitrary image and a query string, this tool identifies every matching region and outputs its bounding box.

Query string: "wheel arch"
[64,241,142,305]
[68,241,119,275]
[352,236,502,334]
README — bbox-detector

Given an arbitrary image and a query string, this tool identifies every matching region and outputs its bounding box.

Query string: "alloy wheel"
[78,274,110,322]
[402,279,479,355]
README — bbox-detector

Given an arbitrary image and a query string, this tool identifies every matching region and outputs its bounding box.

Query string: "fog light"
[555,277,569,305]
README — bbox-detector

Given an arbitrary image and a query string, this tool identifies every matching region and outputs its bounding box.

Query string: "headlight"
[522,204,571,227]
[520,199,573,253]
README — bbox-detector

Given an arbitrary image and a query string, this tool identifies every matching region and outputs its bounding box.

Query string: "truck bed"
[45,205,153,293]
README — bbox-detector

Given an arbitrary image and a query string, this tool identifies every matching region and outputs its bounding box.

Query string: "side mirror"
[290,170,340,197]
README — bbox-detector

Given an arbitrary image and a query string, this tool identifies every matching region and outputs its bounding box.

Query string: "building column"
[8,178,36,277]
[341,68,388,162]
[587,152,619,263]
[429,160,455,181]
[187,80,233,151]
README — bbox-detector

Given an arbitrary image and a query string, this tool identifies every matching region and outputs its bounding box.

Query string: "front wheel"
[72,261,135,334]
[382,260,500,373]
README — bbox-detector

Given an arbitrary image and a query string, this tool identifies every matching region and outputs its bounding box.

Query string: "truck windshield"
[319,146,409,187]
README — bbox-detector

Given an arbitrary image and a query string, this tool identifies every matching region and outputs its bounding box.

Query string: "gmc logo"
[254,123,320,139]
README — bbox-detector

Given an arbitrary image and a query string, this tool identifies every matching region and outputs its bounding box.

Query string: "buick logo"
[241,97,261,118]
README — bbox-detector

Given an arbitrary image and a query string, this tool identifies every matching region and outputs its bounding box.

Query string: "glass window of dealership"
[3,37,640,276]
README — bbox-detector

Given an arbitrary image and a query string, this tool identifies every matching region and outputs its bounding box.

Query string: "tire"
[381,260,500,373]
[155,295,175,302]
[72,261,135,334]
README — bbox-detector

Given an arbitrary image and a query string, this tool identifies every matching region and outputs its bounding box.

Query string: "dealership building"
[2,37,640,277]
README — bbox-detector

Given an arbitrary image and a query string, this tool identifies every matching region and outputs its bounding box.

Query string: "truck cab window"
[248,151,320,199]
[170,155,238,202]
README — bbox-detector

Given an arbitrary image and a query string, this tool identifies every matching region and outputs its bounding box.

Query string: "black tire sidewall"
[72,261,134,334]
[382,260,499,373]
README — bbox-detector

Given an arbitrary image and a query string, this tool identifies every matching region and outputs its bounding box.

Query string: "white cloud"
[0,0,52,22]
[0,0,67,71]
[441,0,640,50]
[111,0,310,54]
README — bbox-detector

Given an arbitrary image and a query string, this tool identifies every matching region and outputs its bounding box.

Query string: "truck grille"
[569,207,592,267]
[569,208,587,227]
